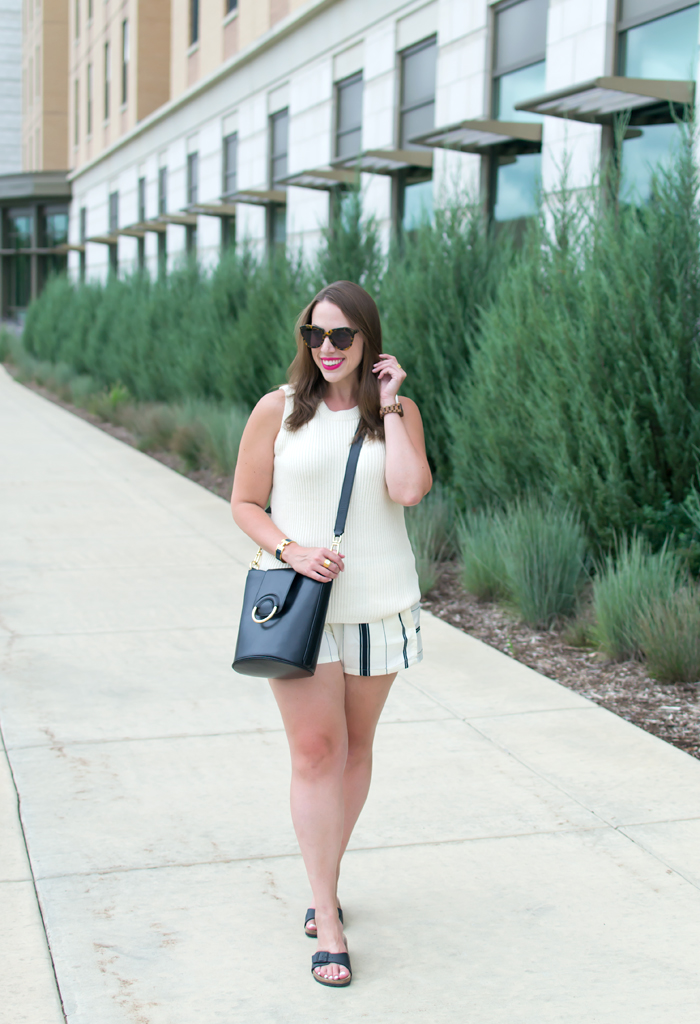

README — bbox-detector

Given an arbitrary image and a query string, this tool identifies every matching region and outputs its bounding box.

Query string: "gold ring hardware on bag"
[331,536,342,554]
[252,603,278,624]
[250,547,263,570]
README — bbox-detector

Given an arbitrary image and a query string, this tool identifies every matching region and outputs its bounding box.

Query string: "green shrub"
[457,507,508,601]
[405,483,457,595]
[591,535,685,660]
[499,497,589,628]
[197,404,248,476]
[68,374,100,405]
[640,587,700,683]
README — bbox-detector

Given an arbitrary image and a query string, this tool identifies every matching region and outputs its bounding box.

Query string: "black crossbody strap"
[333,436,364,538]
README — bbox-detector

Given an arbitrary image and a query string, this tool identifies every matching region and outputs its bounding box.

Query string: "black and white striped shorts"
[316,603,423,677]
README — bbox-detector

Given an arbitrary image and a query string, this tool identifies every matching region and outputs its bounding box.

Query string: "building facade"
[4,0,700,312]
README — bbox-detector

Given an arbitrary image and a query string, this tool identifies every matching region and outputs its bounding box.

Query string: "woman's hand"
[283,544,345,582]
[372,353,406,405]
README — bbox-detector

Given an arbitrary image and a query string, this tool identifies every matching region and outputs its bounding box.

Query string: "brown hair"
[285,280,385,441]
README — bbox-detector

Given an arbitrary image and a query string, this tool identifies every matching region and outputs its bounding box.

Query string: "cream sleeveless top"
[256,385,420,623]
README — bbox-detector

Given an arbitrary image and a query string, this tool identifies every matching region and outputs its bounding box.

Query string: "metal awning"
[125,219,168,234]
[158,212,198,226]
[332,148,433,175]
[188,202,238,217]
[411,119,542,153]
[516,76,695,125]
[118,226,147,238]
[278,167,357,190]
[226,189,287,206]
[52,242,86,253]
[86,233,119,245]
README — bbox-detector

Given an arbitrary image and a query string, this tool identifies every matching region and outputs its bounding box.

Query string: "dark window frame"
[398,35,437,150]
[109,191,119,235]
[269,107,289,186]
[158,166,167,215]
[86,62,93,137]
[335,71,363,159]
[138,177,146,222]
[121,19,129,106]
[618,0,697,32]
[190,0,200,45]
[225,0,238,14]
[223,132,238,197]
[187,152,199,206]
[104,40,110,121]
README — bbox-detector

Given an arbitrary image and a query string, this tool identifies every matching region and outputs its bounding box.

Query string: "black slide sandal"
[304,906,343,937]
[311,950,352,987]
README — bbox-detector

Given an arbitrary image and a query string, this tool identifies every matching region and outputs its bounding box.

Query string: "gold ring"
[397,363,402,369]
[323,558,331,568]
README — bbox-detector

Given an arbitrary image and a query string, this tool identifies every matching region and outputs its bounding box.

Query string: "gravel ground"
[11,371,700,762]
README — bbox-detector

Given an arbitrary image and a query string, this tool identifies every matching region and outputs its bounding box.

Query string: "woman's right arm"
[230,391,344,582]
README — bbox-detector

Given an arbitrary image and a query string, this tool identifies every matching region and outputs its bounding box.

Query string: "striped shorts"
[316,603,423,677]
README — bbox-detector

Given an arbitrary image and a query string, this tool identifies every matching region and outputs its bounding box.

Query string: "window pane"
[224,133,237,194]
[400,101,435,147]
[619,6,699,79]
[403,179,433,232]
[620,122,682,202]
[9,255,32,307]
[45,211,68,247]
[336,126,362,159]
[8,212,33,248]
[271,204,286,246]
[337,74,363,133]
[271,110,288,158]
[494,60,546,120]
[620,0,696,23]
[271,152,287,183]
[495,0,548,72]
[402,39,437,108]
[493,151,541,221]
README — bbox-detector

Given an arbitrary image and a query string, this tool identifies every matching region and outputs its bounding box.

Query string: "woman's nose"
[319,336,337,354]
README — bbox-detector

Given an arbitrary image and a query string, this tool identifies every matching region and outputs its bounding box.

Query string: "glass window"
[223,132,237,196]
[87,63,93,135]
[226,0,238,12]
[74,0,79,38]
[619,5,699,80]
[109,191,119,234]
[187,152,199,205]
[399,36,437,148]
[158,166,167,214]
[104,41,110,120]
[121,20,129,105]
[620,0,694,23]
[336,73,363,159]
[44,208,69,247]
[191,0,199,45]
[138,177,146,221]
[402,180,433,232]
[80,206,87,243]
[618,4,699,203]
[8,210,33,249]
[6,209,33,310]
[74,78,79,145]
[494,0,548,73]
[269,108,289,185]
[491,0,548,226]
[269,204,286,248]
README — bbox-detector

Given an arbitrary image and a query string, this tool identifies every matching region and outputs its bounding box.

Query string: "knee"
[292,732,346,778]
[346,733,373,770]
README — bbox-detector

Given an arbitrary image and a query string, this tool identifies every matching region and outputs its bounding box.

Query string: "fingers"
[302,548,344,582]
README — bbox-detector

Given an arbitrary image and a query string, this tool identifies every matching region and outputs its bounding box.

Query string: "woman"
[231,280,431,987]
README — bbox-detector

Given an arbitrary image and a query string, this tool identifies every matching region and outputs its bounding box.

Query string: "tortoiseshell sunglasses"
[300,324,359,350]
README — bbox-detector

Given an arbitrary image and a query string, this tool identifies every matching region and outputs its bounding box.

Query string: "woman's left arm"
[374,354,432,507]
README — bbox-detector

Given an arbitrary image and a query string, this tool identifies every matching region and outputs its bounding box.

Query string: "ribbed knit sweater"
[256,386,420,623]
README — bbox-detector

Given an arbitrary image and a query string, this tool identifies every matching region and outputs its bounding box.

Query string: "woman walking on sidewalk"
[231,280,431,986]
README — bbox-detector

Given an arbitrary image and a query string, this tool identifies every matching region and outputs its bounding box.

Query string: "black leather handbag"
[232,437,363,680]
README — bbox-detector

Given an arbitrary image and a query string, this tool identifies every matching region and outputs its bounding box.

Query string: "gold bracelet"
[275,538,294,562]
[379,402,404,418]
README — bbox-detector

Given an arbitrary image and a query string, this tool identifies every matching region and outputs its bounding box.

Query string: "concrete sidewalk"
[1,365,699,1024]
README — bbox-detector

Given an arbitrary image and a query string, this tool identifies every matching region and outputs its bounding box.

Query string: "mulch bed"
[9,368,699,762]
[423,563,700,761]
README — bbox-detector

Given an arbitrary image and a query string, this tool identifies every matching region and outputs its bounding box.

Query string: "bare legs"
[269,664,396,982]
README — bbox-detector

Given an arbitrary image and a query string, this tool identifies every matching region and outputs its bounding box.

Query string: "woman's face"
[308,299,364,385]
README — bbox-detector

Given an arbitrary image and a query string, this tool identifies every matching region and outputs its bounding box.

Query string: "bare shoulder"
[399,396,423,422]
[245,387,287,435]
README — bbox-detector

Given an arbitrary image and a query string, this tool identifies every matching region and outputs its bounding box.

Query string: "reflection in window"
[335,73,363,159]
[44,209,69,247]
[618,4,699,203]
[619,5,699,81]
[399,36,436,232]
[490,0,548,225]
[187,152,199,205]
[402,180,433,232]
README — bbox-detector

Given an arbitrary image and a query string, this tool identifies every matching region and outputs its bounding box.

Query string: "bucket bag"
[232,436,363,679]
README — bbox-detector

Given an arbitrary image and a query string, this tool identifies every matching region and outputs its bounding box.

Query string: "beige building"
[22,0,69,171]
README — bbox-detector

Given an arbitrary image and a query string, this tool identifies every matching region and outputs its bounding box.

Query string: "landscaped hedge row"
[21,135,700,564]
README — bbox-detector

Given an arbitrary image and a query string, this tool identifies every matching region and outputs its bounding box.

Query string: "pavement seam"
[0,719,68,1024]
[34,824,614,881]
[615,826,700,893]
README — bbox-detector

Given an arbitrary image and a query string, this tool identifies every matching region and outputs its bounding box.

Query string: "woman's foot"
[312,908,350,984]
[304,902,342,937]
